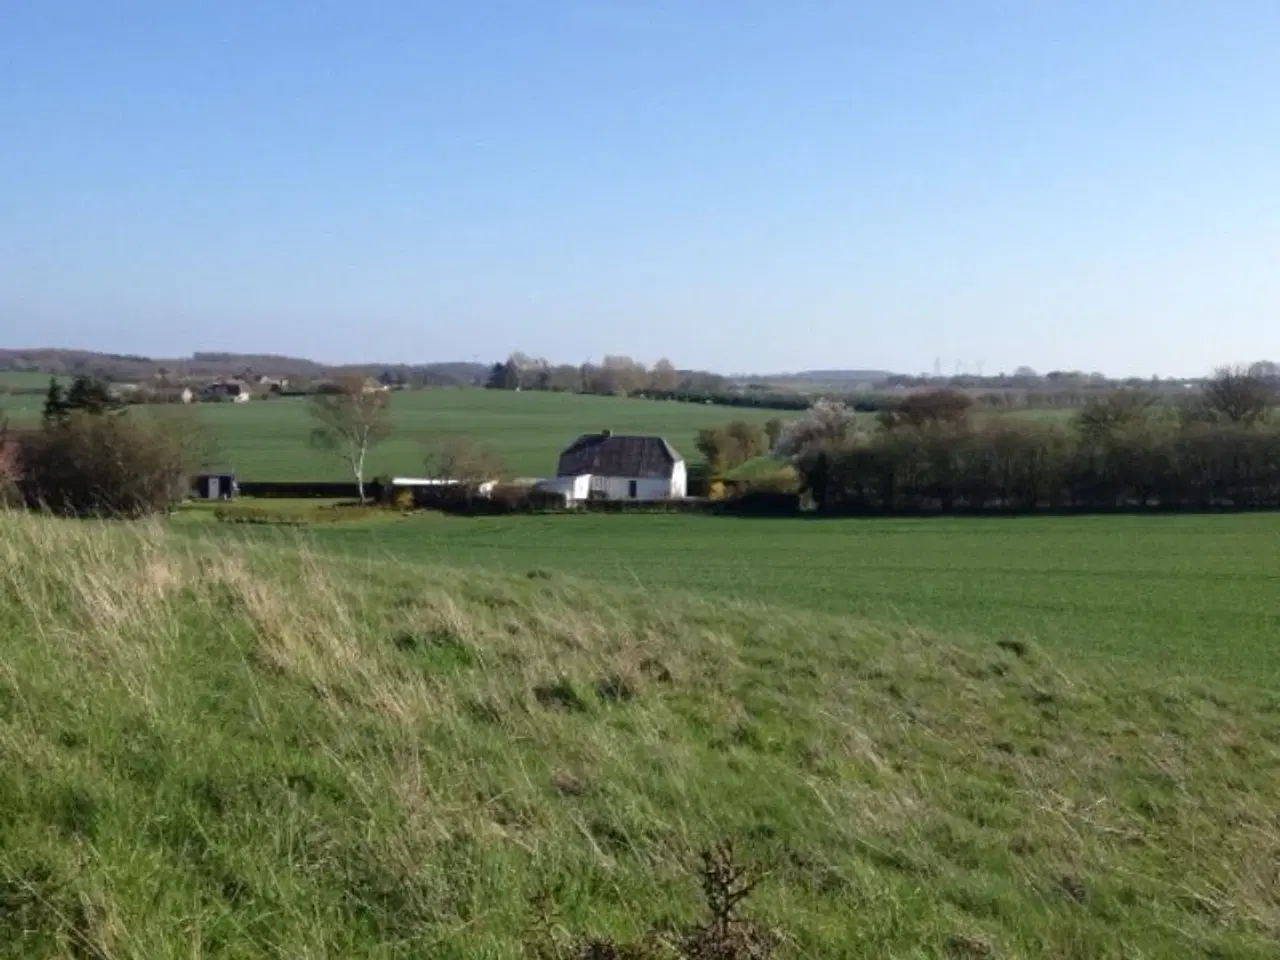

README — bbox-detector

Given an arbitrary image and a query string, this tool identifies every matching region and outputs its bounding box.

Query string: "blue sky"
[2,1,1277,376]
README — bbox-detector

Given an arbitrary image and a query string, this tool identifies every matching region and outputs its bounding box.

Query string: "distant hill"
[0,349,489,387]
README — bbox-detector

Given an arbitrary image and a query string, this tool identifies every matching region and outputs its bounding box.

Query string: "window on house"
[628,480,638,498]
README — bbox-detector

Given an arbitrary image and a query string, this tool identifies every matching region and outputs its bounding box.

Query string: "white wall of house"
[540,463,687,503]
[586,462,686,501]
[670,460,687,499]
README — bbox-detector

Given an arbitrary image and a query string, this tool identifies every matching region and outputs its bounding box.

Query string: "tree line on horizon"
[0,349,489,390]
[484,352,731,397]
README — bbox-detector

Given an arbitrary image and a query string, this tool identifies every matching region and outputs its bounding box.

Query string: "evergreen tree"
[41,377,69,425]
[64,375,118,416]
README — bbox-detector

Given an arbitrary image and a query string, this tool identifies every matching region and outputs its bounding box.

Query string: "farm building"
[193,470,238,500]
[544,431,686,502]
[202,379,251,402]
[391,477,497,496]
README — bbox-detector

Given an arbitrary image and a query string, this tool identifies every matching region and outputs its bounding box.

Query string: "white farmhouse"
[543,431,687,502]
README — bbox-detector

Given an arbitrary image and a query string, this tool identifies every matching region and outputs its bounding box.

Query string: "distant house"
[202,379,251,403]
[543,431,687,502]
[257,375,289,393]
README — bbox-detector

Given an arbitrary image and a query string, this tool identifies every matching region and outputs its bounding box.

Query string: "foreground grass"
[2,514,1280,957]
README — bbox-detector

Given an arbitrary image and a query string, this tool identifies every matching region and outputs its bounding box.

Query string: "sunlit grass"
[1,511,1279,956]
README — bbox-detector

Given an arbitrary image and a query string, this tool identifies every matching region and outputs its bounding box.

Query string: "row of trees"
[485,353,729,397]
[882,361,1280,392]
[42,375,122,421]
[781,368,1280,512]
[0,349,489,387]
[483,352,912,414]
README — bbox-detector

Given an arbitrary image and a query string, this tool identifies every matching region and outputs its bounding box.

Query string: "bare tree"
[1202,365,1275,426]
[650,357,679,392]
[306,375,392,502]
[421,433,506,484]
[879,388,975,430]
[1247,360,1280,382]
[600,355,647,395]
[151,404,222,476]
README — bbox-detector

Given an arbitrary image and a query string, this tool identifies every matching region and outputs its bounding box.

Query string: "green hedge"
[803,417,1280,514]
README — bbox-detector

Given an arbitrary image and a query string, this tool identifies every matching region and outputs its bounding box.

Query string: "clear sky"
[2,1,1277,376]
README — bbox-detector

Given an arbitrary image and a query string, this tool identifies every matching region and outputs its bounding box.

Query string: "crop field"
[0,371,64,390]
[5,387,783,479]
[0,371,64,415]
[2,379,1087,481]
[201,511,1280,687]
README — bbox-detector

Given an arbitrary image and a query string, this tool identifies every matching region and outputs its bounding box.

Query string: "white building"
[543,431,687,502]
[390,477,497,496]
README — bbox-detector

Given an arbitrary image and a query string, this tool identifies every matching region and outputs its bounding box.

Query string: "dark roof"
[556,434,683,478]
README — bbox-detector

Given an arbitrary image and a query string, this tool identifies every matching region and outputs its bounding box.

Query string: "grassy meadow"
[3,510,1280,958]
[195,511,1280,687]
[0,371,66,390]
[0,372,65,417]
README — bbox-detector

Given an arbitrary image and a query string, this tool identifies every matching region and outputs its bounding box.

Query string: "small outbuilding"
[193,470,238,500]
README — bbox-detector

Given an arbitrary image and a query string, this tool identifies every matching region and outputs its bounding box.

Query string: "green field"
[203,511,1280,686]
[0,372,62,418]
[5,388,782,480]
[0,371,63,390]
[1,381,1085,483]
